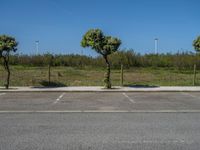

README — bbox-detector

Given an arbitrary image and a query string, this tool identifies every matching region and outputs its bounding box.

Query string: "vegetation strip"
[1,33,200,89]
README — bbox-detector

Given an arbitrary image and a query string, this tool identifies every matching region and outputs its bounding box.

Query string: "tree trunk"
[48,64,51,85]
[103,55,111,89]
[121,64,124,86]
[193,64,196,86]
[3,55,10,89]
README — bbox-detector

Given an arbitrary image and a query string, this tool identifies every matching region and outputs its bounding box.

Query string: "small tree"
[44,53,54,85]
[193,36,200,52]
[81,29,121,88]
[0,35,18,89]
[193,36,200,85]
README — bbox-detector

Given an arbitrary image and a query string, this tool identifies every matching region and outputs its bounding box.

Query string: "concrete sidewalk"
[1,86,200,92]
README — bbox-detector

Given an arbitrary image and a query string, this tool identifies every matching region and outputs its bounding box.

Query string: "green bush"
[1,50,199,70]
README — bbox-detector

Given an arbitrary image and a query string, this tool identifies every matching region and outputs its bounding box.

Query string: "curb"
[1,86,200,92]
[1,90,200,92]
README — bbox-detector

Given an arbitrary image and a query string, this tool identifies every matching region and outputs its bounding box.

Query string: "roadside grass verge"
[0,66,200,87]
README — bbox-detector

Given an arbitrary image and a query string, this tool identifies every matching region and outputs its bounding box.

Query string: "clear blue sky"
[0,0,200,56]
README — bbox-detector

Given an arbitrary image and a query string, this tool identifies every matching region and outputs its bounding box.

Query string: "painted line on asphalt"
[181,92,200,100]
[53,93,65,104]
[119,139,186,144]
[1,110,200,113]
[0,93,6,96]
[123,93,135,103]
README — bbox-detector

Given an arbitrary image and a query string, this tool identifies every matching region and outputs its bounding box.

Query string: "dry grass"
[0,66,199,87]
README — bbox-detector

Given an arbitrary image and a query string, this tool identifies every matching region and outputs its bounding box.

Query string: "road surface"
[0,92,200,150]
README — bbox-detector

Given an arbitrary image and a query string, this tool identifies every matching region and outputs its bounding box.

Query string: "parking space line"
[181,92,200,100]
[53,93,65,104]
[0,93,6,96]
[122,93,135,103]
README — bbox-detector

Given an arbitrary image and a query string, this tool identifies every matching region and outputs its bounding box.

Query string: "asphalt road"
[0,92,200,150]
[1,92,200,111]
[1,113,200,150]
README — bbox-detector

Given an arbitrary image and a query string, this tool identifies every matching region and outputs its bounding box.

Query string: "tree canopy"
[193,36,200,52]
[81,29,121,56]
[0,35,18,56]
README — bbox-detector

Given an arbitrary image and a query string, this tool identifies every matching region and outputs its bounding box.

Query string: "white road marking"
[123,93,135,103]
[119,139,186,144]
[181,92,200,100]
[53,93,65,104]
[0,93,6,96]
[0,110,200,113]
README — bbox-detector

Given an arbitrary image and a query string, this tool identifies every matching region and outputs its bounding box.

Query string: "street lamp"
[35,40,39,55]
[154,38,158,54]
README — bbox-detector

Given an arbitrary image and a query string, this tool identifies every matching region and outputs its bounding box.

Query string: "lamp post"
[154,38,158,54]
[35,40,39,55]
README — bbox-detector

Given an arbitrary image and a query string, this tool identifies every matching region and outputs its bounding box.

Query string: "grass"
[0,65,200,87]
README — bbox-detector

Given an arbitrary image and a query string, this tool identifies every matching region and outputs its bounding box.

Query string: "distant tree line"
[1,50,200,70]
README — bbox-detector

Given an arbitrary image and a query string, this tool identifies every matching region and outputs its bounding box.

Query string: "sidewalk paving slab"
[1,86,200,92]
